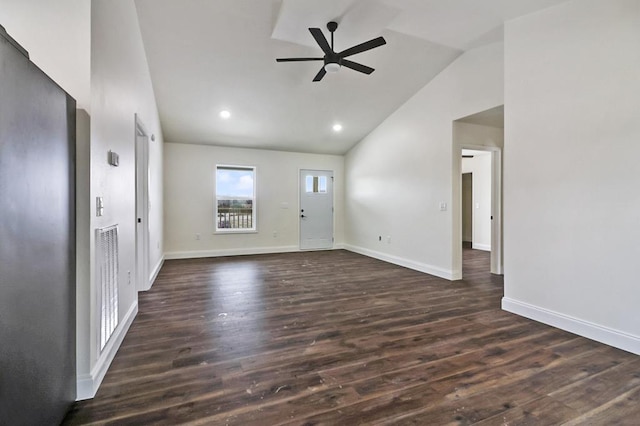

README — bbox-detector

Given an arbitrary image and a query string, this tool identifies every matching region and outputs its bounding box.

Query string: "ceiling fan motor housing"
[324,51,341,72]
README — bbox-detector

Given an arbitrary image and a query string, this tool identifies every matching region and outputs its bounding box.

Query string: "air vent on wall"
[96,225,119,351]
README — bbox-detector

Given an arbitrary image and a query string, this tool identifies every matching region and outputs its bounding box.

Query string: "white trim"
[76,301,138,400]
[165,245,300,260]
[147,255,164,290]
[472,243,491,252]
[135,114,150,293]
[214,230,258,235]
[344,244,457,281]
[165,244,346,260]
[502,297,640,356]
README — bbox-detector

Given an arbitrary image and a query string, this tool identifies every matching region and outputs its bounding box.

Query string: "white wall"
[344,42,504,280]
[164,143,344,258]
[503,0,640,354]
[80,0,164,398]
[453,121,504,151]
[462,152,492,251]
[0,0,91,110]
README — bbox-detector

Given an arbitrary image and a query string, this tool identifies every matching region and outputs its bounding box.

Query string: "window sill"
[214,229,258,235]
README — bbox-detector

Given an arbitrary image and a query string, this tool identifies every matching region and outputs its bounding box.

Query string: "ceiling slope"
[134,0,570,154]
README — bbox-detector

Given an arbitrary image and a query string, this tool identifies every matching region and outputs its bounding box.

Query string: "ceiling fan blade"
[339,36,386,58]
[312,67,327,82]
[309,28,332,54]
[341,59,374,75]
[276,57,324,62]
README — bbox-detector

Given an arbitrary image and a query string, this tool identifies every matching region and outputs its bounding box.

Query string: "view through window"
[216,165,256,231]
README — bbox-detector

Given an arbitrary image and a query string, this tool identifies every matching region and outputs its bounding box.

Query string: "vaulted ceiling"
[134,0,569,154]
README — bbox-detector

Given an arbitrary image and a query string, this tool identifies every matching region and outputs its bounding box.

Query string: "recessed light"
[219,110,231,119]
[332,123,343,132]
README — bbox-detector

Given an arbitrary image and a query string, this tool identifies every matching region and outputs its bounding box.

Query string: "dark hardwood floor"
[64,249,640,425]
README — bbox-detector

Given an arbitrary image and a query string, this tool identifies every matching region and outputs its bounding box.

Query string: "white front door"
[300,169,333,250]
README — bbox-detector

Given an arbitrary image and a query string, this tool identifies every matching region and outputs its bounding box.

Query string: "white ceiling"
[134,0,568,154]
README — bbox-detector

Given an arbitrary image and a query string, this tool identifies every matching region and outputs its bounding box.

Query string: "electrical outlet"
[127,271,131,285]
[273,231,277,238]
[195,233,201,240]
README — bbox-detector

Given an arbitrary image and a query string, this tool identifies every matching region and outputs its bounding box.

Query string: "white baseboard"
[472,243,491,252]
[344,244,456,281]
[165,244,347,260]
[165,245,301,260]
[502,297,640,356]
[147,255,164,290]
[76,301,138,400]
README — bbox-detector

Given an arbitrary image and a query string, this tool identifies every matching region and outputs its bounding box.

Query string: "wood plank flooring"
[63,249,640,425]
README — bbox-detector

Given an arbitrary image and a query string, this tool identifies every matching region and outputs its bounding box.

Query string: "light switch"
[107,150,119,167]
[96,196,104,217]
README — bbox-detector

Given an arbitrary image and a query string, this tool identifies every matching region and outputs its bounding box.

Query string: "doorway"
[452,105,504,278]
[135,115,150,291]
[458,147,502,276]
[299,169,334,250]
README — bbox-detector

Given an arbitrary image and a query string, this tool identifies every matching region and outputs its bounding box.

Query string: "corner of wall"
[344,244,459,281]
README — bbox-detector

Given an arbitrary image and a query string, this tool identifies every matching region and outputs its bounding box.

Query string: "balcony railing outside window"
[217,206,253,229]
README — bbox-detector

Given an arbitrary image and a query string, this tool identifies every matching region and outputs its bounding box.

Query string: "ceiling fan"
[276,21,386,82]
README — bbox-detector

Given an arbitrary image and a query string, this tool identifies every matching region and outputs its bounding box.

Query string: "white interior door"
[300,169,333,250]
[135,119,150,291]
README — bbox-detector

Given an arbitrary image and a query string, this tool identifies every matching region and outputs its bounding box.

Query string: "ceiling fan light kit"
[324,62,341,73]
[276,21,386,82]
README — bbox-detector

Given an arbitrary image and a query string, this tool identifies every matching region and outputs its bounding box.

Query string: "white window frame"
[215,165,257,233]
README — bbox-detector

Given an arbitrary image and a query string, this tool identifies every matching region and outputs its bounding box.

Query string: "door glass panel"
[318,176,327,193]
[305,175,314,193]
[305,175,327,194]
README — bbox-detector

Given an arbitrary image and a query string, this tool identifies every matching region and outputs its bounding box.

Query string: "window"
[305,175,328,193]
[215,165,256,232]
